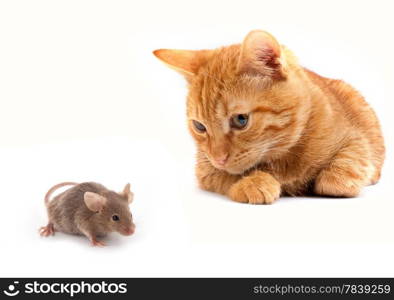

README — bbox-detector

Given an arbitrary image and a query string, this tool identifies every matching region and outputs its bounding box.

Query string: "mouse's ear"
[120,183,134,204]
[84,192,107,212]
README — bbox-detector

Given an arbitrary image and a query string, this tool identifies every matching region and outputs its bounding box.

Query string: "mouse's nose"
[123,224,135,236]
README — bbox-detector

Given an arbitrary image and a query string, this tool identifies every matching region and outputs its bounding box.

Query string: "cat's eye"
[192,120,206,133]
[112,215,120,221]
[230,114,249,130]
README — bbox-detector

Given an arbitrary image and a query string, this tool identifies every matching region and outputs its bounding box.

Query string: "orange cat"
[153,30,385,204]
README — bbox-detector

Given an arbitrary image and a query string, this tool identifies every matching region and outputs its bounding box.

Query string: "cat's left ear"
[238,30,287,80]
[153,49,213,80]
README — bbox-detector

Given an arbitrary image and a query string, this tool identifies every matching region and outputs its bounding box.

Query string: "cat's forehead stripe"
[191,45,242,122]
[199,77,224,121]
[253,105,296,115]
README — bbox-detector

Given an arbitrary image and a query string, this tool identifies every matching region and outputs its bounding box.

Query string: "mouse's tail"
[44,182,78,205]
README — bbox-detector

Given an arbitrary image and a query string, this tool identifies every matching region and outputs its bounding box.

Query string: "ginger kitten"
[153,30,385,204]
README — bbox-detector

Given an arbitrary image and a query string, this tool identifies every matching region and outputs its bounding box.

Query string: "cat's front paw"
[314,167,364,197]
[228,171,281,204]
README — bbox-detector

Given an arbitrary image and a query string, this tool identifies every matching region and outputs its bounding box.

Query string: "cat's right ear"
[153,49,212,80]
[238,30,287,80]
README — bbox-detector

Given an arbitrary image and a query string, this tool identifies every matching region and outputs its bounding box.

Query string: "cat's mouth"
[224,162,259,175]
[205,149,265,175]
[210,161,227,171]
[211,156,262,175]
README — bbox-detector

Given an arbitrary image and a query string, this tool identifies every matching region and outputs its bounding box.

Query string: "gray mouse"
[39,182,135,246]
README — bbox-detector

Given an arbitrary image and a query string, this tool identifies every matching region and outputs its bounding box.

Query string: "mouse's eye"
[112,215,120,221]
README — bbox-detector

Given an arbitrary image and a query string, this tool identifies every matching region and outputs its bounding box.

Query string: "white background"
[0,0,393,277]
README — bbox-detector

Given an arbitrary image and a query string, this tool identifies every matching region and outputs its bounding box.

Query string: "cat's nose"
[214,154,229,166]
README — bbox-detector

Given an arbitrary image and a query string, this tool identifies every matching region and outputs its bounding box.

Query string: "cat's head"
[154,30,309,174]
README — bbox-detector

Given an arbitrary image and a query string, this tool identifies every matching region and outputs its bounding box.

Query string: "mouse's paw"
[90,238,106,247]
[39,223,55,237]
[228,171,280,204]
